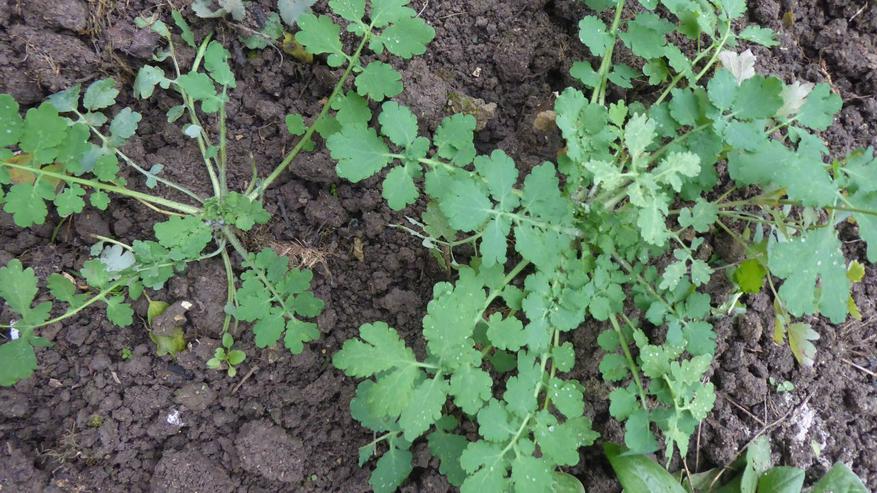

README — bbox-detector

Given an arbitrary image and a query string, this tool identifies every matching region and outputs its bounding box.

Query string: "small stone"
[89,352,112,371]
[0,390,29,418]
[532,110,557,133]
[174,383,217,412]
[737,313,763,345]
[236,421,304,483]
[150,449,233,493]
[447,92,497,131]
[74,209,110,243]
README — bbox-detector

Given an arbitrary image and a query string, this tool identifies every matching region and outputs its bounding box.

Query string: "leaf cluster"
[335,263,598,492]
[329,0,876,489]
[0,5,349,385]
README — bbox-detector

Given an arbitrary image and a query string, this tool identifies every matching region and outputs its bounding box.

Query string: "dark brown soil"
[1,0,875,491]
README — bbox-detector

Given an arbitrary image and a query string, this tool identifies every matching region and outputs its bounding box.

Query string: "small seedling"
[769,377,795,393]
[120,346,133,360]
[87,414,104,428]
[207,333,246,377]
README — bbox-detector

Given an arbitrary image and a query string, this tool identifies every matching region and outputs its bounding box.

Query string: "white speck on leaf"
[778,80,815,117]
[718,49,756,85]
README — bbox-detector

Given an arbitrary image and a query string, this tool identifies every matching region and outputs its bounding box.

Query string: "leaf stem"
[91,235,133,251]
[612,314,649,409]
[717,195,877,217]
[219,86,229,196]
[0,279,126,331]
[221,247,236,337]
[591,0,628,105]
[0,160,201,215]
[177,88,223,198]
[654,21,732,106]
[479,259,530,317]
[542,329,561,411]
[250,33,372,199]
[76,111,205,203]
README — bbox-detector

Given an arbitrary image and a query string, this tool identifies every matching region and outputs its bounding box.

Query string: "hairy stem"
[76,111,205,203]
[592,0,628,105]
[221,247,236,336]
[612,314,649,409]
[0,279,126,331]
[654,21,732,106]
[0,160,201,215]
[250,34,371,199]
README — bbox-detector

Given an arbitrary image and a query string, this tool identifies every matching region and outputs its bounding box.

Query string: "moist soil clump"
[1,0,875,491]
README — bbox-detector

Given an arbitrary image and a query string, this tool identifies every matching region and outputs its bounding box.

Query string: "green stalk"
[0,279,126,331]
[179,89,222,198]
[220,247,236,336]
[0,160,201,215]
[591,0,627,105]
[654,21,732,106]
[717,195,877,217]
[388,154,525,198]
[478,259,530,317]
[91,235,133,251]
[219,86,229,196]
[250,34,371,200]
[76,110,205,204]
[542,329,562,411]
[222,226,295,317]
[612,314,649,409]
[177,35,223,198]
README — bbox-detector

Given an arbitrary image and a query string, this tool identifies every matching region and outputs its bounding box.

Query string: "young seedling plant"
[0,0,435,386]
[331,0,877,491]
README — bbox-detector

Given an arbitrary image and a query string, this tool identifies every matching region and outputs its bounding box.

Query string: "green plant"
[605,437,868,493]
[332,0,875,490]
[120,346,133,360]
[0,0,434,386]
[768,377,794,393]
[190,0,314,50]
[208,332,247,376]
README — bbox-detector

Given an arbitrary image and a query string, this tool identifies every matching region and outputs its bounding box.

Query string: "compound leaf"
[434,114,477,165]
[82,79,119,111]
[328,124,391,182]
[399,376,449,440]
[378,16,435,59]
[333,321,418,377]
[768,227,849,323]
[370,447,413,493]
[356,62,403,102]
[382,165,419,210]
[0,339,38,387]
[296,13,346,67]
[797,83,842,131]
[578,16,612,55]
[449,365,492,415]
[379,101,419,148]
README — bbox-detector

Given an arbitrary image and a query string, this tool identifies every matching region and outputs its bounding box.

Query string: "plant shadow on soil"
[0,0,875,491]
